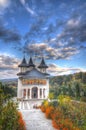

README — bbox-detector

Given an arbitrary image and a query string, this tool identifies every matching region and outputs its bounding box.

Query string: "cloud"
[0,0,10,14]
[0,23,21,43]
[67,18,80,27]
[23,43,78,60]
[48,63,86,76]
[0,70,18,79]
[20,0,36,15]
[57,5,86,47]
[0,54,19,79]
[0,0,10,8]
[0,54,19,70]
[0,54,86,79]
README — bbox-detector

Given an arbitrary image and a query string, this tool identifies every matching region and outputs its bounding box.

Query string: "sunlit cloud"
[48,63,86,76]
[0,0,10,8]
[23,43,79,60]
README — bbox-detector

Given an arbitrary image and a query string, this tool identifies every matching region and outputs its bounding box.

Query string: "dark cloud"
[22,43,78,60]
[0,54,19,71]
[0,22,21,43]
[0,0,86,60]
[23,1,86,58]
[57,3,86,48]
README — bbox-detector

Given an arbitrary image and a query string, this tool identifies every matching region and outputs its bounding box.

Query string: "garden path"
[20,109,56,130]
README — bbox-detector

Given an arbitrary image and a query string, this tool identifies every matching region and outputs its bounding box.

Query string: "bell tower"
[38,57,48,73]
[18,56,27,73]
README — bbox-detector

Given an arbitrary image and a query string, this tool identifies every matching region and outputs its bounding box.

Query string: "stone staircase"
[18,99,43,110]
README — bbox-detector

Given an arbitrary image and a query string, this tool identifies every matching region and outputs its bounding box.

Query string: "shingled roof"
[38,57,48,68]
[18,57,27,67]
[27,57,35,67]
[17,67,50,78]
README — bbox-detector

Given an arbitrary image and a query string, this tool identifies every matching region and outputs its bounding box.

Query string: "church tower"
[18,56,27,73]
[17,56,50,104]
[27,57,35,71]
[38,57,48,73]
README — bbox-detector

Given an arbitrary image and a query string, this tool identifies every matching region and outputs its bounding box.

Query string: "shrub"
[45,106,54,119]
[1,102,19,130]
[40,98,86,130]
[17,112,26,130]
[0,88,26,130]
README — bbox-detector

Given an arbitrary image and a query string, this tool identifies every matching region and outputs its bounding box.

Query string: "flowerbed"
[40,96,86,130]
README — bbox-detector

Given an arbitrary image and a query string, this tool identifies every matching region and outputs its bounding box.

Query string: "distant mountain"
[0,78,18,83]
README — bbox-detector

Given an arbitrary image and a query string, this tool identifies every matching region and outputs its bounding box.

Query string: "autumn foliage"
[18,112,26,130]
[40,96,86,130]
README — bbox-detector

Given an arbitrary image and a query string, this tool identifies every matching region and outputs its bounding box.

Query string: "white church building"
[17,56,50,101]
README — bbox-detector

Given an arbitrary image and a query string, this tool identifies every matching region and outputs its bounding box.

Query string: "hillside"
[0,72,86,101]
[50,72,86,101]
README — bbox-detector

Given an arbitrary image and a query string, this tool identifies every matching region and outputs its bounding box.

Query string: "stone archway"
[32,87,38,98]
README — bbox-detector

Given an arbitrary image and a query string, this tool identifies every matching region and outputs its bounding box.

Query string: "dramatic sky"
[0,0,86,79]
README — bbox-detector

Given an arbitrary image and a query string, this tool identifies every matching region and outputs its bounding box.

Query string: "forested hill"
[50,72,86,101]
[50,72,86,86]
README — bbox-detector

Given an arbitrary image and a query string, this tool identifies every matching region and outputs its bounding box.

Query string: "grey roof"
[27,57,35,67]
[17,68,50,78]
[38,57,48,68]
[18,57,27,67]
[17,72,26,76]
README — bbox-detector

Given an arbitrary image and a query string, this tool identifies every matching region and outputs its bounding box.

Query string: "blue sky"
[0,0,86,79]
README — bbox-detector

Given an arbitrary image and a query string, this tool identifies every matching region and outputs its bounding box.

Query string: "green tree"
[49,92,54,100]
[75,83,80,98]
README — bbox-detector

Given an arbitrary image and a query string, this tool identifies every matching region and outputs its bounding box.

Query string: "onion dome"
[18,57,27,67]
[27,57,35,67]
[38,57,48,68]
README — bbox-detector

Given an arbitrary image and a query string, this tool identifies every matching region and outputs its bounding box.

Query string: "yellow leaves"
[58,95,71,105]
[48,92,54,100]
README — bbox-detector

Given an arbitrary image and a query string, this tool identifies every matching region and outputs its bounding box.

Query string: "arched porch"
[22,87,46,99]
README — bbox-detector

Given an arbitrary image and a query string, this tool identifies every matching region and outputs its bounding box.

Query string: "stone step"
[18,100,43,110]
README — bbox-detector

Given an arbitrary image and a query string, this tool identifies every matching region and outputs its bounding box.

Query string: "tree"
[68,84,74,97]
[49,92,54,100]
[75,83,80,98]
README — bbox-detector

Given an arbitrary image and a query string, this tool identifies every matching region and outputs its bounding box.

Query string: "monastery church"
[17,56,50,107]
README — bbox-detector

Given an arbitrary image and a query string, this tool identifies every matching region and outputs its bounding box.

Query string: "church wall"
[17,78,23,98]
[45,79,49,98]
[17,78,49,99]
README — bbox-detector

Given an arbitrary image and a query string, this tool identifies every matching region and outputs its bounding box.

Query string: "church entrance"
[32,87,38,98]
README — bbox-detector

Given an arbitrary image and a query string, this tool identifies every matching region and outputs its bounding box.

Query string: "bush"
[0,87,26,130]
[0,101,26,130]
[17,112,26,130]
[45,106,54,119]
[40,98,86,130]
[80,96,86,102]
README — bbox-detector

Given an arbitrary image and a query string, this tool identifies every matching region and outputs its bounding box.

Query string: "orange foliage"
[41,104,81,130]
[18,112,26,130]
[45,106,54,119]
[40,106,46,113]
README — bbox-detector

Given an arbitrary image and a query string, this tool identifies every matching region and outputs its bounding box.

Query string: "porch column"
[25,89,28,99]
[29,89,31,99]
[38,88,40,99]
[42,89,44,99]
[22,89,23,98]
[43,89,45,98]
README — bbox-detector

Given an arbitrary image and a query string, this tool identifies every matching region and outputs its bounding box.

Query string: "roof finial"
[23,50,26,58]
